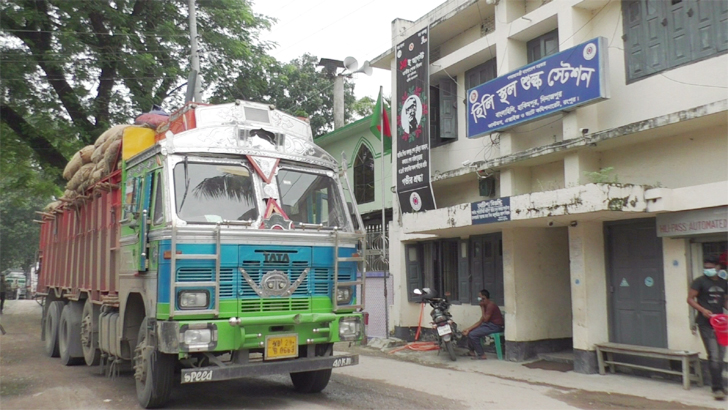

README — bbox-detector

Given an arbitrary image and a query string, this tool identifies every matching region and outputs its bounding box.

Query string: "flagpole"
[378,86,389,338]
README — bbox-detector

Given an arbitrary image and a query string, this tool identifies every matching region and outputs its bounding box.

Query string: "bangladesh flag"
[370,88,392,154]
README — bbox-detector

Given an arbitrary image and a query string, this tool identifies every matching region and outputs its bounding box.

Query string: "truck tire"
[134,318,174,409]
[59,302,84,365]
[81,298,100,366]
[290,344,332,393]
[44,301,63,357]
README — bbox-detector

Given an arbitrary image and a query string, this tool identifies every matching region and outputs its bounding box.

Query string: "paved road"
[0,300,712,409]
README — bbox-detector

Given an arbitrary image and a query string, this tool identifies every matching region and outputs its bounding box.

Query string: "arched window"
[354,144,375,204]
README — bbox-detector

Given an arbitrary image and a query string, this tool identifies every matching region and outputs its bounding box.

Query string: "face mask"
[704,268,717,277]
[477,297,482,301]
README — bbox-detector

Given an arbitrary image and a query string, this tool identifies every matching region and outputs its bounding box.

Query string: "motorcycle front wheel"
[444,340,457,361]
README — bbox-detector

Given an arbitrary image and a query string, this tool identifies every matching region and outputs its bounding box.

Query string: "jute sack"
[94,124,128,148]
[79,145,94,164]
[44,201,62,213]
[67,163,94,192]
[103,140,122,172]
[63,152,83,181]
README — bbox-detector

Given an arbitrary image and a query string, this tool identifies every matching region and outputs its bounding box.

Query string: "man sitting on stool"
[462,289,504,360]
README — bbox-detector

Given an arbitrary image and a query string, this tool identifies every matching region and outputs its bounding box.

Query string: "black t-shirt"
[690,275,728,325]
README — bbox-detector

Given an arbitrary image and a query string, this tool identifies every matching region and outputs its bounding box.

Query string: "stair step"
[538,351,575,365]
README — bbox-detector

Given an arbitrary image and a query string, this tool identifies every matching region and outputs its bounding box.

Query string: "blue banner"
[467,37,608,138]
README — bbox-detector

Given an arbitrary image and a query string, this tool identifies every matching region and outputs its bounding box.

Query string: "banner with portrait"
[395,27,436,214]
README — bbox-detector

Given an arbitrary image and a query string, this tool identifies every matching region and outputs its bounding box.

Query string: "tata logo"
[264,252,290,263]
[259,270,290,297]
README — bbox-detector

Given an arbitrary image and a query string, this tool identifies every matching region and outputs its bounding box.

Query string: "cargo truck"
[36,101,366,408]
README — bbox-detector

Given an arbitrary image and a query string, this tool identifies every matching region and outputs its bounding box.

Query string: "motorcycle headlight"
[178,290,210,309]
[336,286,353,304]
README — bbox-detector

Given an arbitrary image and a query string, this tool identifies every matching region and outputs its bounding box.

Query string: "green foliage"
[212,53,357,138]
[583,167,619,184]
[1,0,274,185]
[352,96,375,118]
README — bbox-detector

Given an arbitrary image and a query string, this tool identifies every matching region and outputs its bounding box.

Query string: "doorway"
[605,218,667,347]
[470,233,504,306]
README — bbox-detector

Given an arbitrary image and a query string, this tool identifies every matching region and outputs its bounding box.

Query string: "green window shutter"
[666,0,692,68]
[691,0,718,59]
[714,0,728,52]
[439,77,458,140]
[405,244,424,302]
[643,0,668,74]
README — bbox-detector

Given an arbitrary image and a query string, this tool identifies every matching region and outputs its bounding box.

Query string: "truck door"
[137,173,153,272]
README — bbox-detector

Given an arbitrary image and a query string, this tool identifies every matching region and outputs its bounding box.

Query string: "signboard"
[396,27,436,213]
[467,37,609,138]
[656,206,728,237]
[471,197,511,225]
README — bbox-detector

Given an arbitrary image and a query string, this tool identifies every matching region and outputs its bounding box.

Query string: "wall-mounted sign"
[471,197,511,225]
[656,206,728,237]
[396,26,436,213]
[467,37,609,138]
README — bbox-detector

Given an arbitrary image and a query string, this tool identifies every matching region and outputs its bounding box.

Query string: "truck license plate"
[437,324,452,336]
[265,334,298,360]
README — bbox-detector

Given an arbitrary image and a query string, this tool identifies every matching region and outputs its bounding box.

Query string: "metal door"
[606,219,667,347]
[469,233,504,306]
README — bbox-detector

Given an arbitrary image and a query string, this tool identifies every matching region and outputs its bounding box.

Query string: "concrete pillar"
[500,167,531,197]
[503,227,572,361]
[333,75,344,129]
[564,150,600,187]
[569,221,609,373]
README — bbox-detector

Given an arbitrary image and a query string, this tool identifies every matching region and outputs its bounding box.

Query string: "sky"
[251,0,445,100]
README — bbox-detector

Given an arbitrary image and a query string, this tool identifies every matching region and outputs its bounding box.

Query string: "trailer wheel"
[134,318,174,409]
[59,302,84,365]
[44,301,63,357]
[81,298,100,366]
[290,344,332,393]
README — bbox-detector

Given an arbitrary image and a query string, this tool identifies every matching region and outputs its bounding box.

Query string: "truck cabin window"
[276,169,349,230]
[174,163,258,223]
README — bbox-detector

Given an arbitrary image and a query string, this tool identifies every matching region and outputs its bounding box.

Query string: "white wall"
[503,226,572,341]
[601,127,728,189]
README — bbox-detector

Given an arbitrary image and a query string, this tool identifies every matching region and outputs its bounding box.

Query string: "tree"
[352,96,375,118]
[1,0,274,181]
[213,53,356,138]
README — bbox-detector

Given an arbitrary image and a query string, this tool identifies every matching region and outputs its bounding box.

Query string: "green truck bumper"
[155,312,363,354]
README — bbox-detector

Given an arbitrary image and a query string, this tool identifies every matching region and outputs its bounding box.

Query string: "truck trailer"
[36,101,366,408]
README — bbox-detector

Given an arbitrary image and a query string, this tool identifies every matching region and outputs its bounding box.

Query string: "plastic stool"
[480,332,504,360]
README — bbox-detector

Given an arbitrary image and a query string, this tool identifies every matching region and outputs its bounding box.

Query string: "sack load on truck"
[35,101,366,409]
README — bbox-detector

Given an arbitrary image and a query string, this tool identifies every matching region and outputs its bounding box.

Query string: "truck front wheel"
[134,318,174,409]
[44,301,63,357]
[290,343,333,393]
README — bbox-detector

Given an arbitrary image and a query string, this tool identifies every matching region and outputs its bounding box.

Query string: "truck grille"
[239,260,309,297]
[240,298,310,313]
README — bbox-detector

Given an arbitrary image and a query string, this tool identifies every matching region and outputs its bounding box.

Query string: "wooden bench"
[595,342,703,390]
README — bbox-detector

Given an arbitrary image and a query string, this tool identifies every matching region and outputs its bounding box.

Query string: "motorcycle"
[413,288,460,361]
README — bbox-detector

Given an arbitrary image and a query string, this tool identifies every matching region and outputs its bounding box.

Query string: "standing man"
[688,256,728,400]
[462,289,504,360]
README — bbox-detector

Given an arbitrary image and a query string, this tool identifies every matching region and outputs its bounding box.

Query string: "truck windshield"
[276,169,350,230]
[174,163,258,223]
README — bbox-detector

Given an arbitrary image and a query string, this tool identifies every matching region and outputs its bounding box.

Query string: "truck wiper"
[295,222,337,231]
[178,156,190,212]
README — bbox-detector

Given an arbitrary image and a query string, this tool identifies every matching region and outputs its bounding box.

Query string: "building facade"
[372,0,727,373]
[315,116,395,338]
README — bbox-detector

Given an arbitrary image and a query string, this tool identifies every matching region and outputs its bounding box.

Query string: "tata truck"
[36,101,366,408]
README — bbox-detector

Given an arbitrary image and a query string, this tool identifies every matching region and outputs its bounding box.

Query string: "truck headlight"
[336,286,353,304]
[178,290,210,309]
[179,323,218,352]
[339,316,361,341]
[183,329,212,345]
